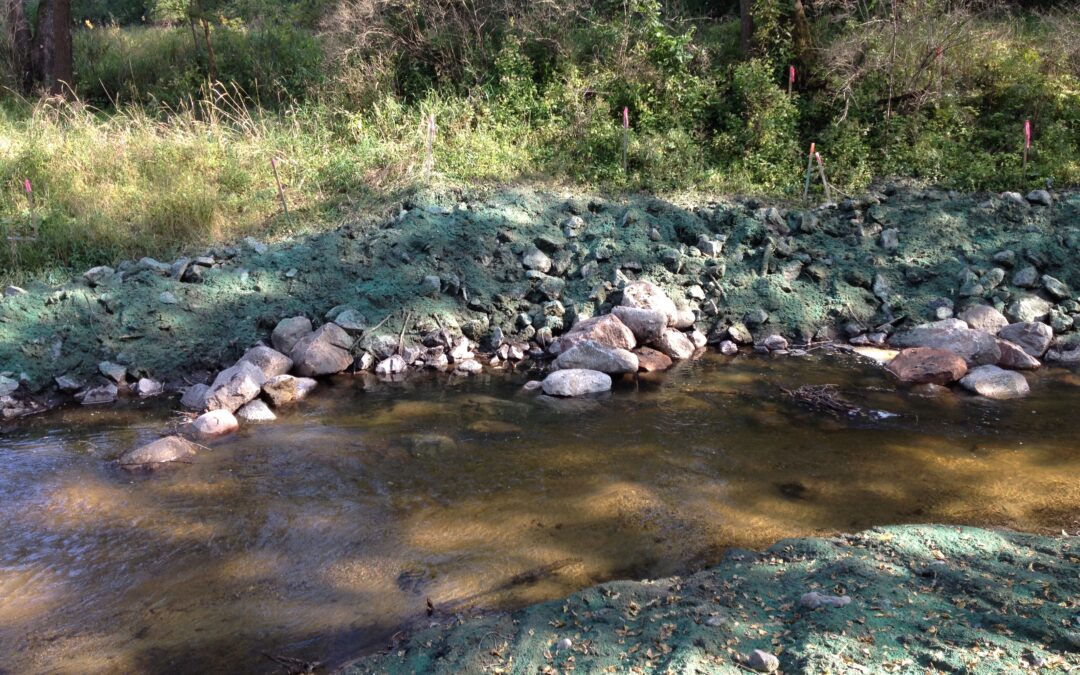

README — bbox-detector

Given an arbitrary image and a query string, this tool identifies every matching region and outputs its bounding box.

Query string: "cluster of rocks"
[534,280,709,396]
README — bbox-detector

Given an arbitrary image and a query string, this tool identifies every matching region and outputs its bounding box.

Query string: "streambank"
[1,183,1080,421]
[340,524,1080,674]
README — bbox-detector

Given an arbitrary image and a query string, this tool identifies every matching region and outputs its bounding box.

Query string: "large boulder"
[271,316,313,354]
[119,436,198,469]
[262,374,317,406]
[193,409,240,437]
[997,321,1053,357]
[889,324,1000,366]
[957,305,1008,333]
[653,329,696,360]
[611,306,667,343]
[995,339,1041,370]
[291,323,354,376]
[238,345,293,379]
[886,348,968,385]
[553,314,636,353]
[959,365,1030,400]
[541,369,612,397]
[553,340,639,374]
[204,360,266,413]
[620,281,678,326]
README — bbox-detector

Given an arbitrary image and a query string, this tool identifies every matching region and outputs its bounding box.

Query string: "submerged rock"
[553,340,638,374]
[541,369,612,397]
[262,374,317,406]
[959,365,1030,399]
[887,348,968,385]
[119,436,198,468]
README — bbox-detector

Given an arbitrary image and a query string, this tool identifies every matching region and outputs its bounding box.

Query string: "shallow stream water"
[2,353,1079,673]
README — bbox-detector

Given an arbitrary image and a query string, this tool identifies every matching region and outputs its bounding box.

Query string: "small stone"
[522,380,543,392]
[421,275,442,296]
[556,637,573,652]
[1012,265,1039,289]
[654,329,696,360]
[799,591,852,609]
[719,340,738,355]
[743,308,769,327]
[522,247,552,273]
[334,309,368,334]
[98,361,127,383]
[204,360,266,413]
[1006,296,1053,323]
[762,334,788,351]
[243,236,269,254]
[727,322,753,344]
[1042,275,1071,300]
[1026,189,1053,206]
[83,266,115,287]
[135,378,163,397]
[958,305,1008,333]
[993,249,1016,267]
[159,291,178,305]
[0,375,18,397]
[996,339,1041,370]
[747,649,779,673]
[238,345,293,379]
[686,284,706,300]
[959,365,1030,399]
[77,382,118,405]
[454,359,483,374]
[1000,191,1026,207]
[54,375,83,392]
[634,347,673,372]
[880,228,899,250]
[620,281,678,326]
[997,321,1053,357]
[193,409,240,437]
[236,399,277,423]
[376,354,408,376]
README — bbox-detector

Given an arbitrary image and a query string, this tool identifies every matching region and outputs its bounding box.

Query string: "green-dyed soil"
[2,184,1079,400]
[342,525,1080,674]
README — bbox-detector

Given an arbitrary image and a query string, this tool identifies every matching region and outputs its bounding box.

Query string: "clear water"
[2,353,1079,673]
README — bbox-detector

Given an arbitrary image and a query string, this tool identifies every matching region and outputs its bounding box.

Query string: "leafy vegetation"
[1,0,1078,281]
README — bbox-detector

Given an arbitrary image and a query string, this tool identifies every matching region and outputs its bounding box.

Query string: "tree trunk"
[792,0,812,66]
[5,0,32,92]
[201,18,217,82]
[30,0,72,96]
[739,0,754,55]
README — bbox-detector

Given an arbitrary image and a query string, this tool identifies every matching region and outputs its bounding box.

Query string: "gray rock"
[193,409,240,436]
[799,591,852,609]
[159,291,178,305]
[1026,189,1053,206]
[3,285,27,297]
[119,436,198,468]
[554,340,639,374]
[747,649,779,673]
[1000,191,1026,207]
[180,383,210,410]
[1012,265,1040,288]
[719,340,739,355]
[880,228,899,251]
[137,257,172,274]
[421,275,442,296]
[77,382,119,405]
[204,360,266,412]
[54,374,83,392]
[262,374,317,406]
[291,323,354,376]
[620,281,678,326]
[334,309,368,334]
[762,334,788,351]
[271,316,313,354]
[889,325,1001,366]
[238,345,293,379]
[727,322,753,344]
[959,365,1030,400]
[1042,275,1071,300]
[522,247,552,273]
[696,235,724,257]
[672,308,696,330]
[135,378,163,397]
[243,236,269,254]
[1006,295,1053,323]
[236,399,277,423]
[744,308,769,327]
[654,329,696,360]
[83,266,115,287]
[454,359,483,374]
[958,305,1008,333]
[541,369,612,397]
[997,322,1053,357]
[611,306,667,343]
[0,375,17,397]
[375,354,407,376]
[993,249,1016,267]
[98,361,127,383]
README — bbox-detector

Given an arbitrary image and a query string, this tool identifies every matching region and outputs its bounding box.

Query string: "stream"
[1,352,1079,673]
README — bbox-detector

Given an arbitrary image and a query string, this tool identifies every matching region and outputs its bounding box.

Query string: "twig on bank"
[397,310,412,355]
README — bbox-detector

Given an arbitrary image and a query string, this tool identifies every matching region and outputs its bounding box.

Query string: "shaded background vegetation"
[0,0,1078,281]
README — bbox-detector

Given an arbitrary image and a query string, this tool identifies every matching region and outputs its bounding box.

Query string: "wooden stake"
[622,107,630,173]
[802,142,816,200]
[1023,118,1031,182]
[815,152,832,202]
[270,157,290,220]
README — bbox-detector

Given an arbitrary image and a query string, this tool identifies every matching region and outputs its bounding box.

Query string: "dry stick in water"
[270,157,290,221]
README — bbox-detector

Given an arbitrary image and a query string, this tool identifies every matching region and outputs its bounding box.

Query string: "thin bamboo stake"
[815,152,832,202]
[270,157,290,221]
[802,142,816,200]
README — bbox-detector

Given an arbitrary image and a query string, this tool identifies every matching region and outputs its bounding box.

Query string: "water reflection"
[1,352,1079,673]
